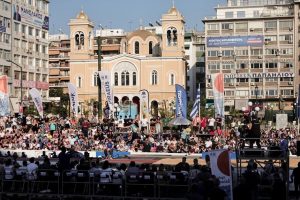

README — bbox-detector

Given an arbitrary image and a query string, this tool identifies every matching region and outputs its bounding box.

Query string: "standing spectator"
[175,157,190,172]
[208,116,215,131]
[192,114,201,132]
[58,146,70,171]
[291,162,300,197]
[81,119,90,137]
[200,117,207,131]
[215,114,222,128]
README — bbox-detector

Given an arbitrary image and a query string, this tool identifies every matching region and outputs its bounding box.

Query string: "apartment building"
[48,34,70,93]
[203,0,297,116]
[10,0,49,112]
[184,31,206,101]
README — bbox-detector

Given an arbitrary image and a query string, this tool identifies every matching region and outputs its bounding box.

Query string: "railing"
[0,169,191,199]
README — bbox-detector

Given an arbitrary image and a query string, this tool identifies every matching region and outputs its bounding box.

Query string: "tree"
[48,88,69,117]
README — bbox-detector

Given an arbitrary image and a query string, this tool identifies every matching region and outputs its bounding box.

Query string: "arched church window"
[114,72,118,86]
[133,72,136,85]
[166,27,177,46]
[149,41,153,54]
[134,41,139,54]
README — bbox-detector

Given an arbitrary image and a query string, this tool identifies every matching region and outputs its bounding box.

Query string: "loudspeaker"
[297,141,300,156]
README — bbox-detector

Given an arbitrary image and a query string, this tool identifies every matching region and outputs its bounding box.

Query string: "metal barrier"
[0,169,193,199]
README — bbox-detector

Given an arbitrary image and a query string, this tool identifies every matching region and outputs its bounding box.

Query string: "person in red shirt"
[200,117,207,132]
[81,119,90,137]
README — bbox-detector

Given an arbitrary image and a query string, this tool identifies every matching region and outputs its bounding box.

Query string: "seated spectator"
[175,157,190,172]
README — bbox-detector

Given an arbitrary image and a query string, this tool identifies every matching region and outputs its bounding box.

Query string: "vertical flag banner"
[139,89,149,120]
[175,84,187,118]
[209,149,233,200]
[190,87,200,119]
[297,84,300,119]
[0,75,10,116]
[98,71,113,110]
[67,83,78,116]
[29,88,43,118]
[211,73,224,117]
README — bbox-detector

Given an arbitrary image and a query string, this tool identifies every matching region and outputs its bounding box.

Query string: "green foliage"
[47,88,69,117]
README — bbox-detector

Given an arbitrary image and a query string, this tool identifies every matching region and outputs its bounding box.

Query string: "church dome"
[76,10,89,20]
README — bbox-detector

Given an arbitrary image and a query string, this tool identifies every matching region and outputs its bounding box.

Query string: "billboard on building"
[207,35,263,47]
[13,4,49,30]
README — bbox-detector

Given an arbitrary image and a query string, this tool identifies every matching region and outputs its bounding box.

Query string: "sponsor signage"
[13,4,49,30]
[67,83,78,115]
[175,84,187,118]
[207,72,294,79]
[207,35,264,47]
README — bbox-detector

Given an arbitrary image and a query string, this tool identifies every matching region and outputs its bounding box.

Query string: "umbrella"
[168,116,191,126]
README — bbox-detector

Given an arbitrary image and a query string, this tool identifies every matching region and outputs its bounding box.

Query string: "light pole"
[7,60,23,112]
[97,36,102,120]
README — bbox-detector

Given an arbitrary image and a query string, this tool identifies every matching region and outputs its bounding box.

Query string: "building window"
[133,72,136,85]
[75,31,84,49]
[225,12,234,19]
[251,63,263,69]
[265,21,277,30]
[77,76,82,88]
[265,63,277,68]
[93,72,98,86]
[114,72,118,86]
[266,90,278,96]
[121,71,130,86]
[169,74,175,85]
[134,41,139,54]
[222,23,234,30]
[207,23,219,30]
[151,70,158,85]
[237,11,245,18]
[167,27,177,46]
[149,41,153,54]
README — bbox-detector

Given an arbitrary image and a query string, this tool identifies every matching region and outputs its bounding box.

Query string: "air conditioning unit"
[250,28,254,32]
[289,27,293,31]
[207,83,211,87]
[288,81,293,85]
[36,68,40,72]
[273,6,278,9]
[264,41,269,45]
[258,56,263,59]
[251,83,255,86]
[236,83,239,86]
[229,83,234,86]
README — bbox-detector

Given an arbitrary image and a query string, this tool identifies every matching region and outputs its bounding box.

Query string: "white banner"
[29,88,43,118]
[98,71,113,110]
[211,73,224,117]
[139,89,149,120]
[67,83,78,116]
[209,149,233,200]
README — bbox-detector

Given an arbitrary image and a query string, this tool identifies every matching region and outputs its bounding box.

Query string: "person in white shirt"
[208,117,215,131]
[27,157,38,178]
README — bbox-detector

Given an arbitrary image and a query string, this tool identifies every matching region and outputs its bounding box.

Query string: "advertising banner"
[211,73,224,117]
[0,75,10,116]
[207,35,263,47]
[175,84,187,118]
[67,83,78,116]
[29,88,43,118]
[209,150,233,200]
[13,4,49,30]
[139,89,149,120]
[98,71,113,110]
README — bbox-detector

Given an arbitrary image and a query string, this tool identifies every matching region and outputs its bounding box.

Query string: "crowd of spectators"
[0,114,297,155]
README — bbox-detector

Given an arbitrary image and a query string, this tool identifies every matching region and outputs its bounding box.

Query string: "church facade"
[69,7,187,118]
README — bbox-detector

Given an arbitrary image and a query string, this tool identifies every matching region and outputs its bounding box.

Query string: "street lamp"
[7,60,23,112]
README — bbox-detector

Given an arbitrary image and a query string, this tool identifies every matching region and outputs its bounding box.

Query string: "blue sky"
[49,0,225,34]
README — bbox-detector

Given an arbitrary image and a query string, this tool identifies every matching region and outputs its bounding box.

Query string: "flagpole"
[198,83,201,117]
